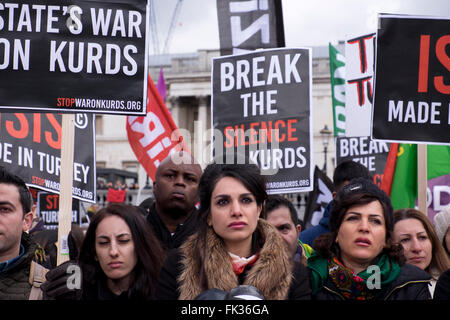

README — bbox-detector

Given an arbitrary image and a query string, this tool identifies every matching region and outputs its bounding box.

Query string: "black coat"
[434,268,450,300]
[311,263,431,300]
[155,247,312,300]
[146,203,198,251]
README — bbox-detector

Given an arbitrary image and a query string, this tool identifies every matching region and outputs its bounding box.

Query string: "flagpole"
[57,114,75,265]
[417,144,427,215]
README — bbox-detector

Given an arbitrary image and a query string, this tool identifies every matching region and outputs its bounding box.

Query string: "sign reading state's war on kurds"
[212,48,313,193]
[0,0,149,115]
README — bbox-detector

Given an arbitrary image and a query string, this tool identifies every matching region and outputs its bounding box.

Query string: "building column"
[168,96,180,127]
[195,95,208,167]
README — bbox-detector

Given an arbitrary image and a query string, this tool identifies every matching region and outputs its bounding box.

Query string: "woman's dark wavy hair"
[194,162,268,290]
[78,203,165,299]
[313,191,404,265]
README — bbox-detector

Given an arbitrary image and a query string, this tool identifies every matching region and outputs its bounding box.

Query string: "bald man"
[142,151,202,251]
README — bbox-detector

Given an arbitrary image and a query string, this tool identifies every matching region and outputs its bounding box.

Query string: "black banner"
[335,136,390,187]
[216,0,285,56]
[0,0,149,115]
[303,166,334,229]
[0,112,96,202]
[212,48,313,193]
[372,14,450,144]
[37,191,80,229]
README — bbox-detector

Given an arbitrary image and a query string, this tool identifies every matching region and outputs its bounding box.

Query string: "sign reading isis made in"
[0,0,149,115]
[372,14,450,145]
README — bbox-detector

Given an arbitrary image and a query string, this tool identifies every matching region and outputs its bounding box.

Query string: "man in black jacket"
[42,151,202,299]
[0,167,48,299]
[140,151,202,251]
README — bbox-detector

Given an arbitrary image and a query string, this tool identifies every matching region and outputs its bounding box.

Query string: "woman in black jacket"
[78,203,165,300]
[307,178,431,300]
[155,162,311,300]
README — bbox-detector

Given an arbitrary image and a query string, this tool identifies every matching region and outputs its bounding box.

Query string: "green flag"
[390,144,450,211]
[329,43,345,136]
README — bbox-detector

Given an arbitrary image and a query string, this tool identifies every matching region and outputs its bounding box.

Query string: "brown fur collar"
[178,219,293,300]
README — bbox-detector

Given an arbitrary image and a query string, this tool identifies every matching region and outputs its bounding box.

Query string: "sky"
[150,0,450,54]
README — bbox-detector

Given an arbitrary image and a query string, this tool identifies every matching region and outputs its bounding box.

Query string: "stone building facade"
[95,46,341,218]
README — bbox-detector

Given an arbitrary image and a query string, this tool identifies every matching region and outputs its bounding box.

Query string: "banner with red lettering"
[0,113,96,202]
[212,48,313,193]
[37,192,81,230]
[372,14,450,144]
[345,32,376,137]
[126,75,187,181]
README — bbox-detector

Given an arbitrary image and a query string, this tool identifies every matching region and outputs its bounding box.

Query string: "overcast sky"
[150,0,450,54]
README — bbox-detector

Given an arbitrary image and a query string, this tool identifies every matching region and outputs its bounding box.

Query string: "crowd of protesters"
[1,154,449,301]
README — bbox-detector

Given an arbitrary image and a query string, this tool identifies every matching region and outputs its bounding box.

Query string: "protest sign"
[37,192,80,230]
[127,75,188,181]
[0,0,149,115]
[0,112,96,202]
[345,32,376,137]
[211,48,313,193]
[335,136,390,187]
[372,14,450,144]
[216,0,285,56]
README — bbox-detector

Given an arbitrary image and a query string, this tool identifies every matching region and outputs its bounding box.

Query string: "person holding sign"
[308,178,431,300]
[393,209,450,298]
[42,203,164,300]
[0,167,49,300]
[155,162,311,300]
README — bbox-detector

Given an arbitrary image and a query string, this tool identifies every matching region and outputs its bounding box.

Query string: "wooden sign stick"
[417,144,428,215]
[57,113,75,265]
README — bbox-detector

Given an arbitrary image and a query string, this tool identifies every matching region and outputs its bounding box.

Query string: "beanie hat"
[433,205,450,244]
[330,177,394,233]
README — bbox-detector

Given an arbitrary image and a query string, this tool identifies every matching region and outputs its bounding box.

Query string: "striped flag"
[329,43,346,136]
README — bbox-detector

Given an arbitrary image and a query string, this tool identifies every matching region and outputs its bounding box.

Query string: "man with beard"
[143,151,202,251]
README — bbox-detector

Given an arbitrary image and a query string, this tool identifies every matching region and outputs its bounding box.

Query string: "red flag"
[106,188,126,203]
[380,143,399,196]
[126,75,189,181]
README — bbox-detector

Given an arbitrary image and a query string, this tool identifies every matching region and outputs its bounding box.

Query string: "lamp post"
[320,124,332,174]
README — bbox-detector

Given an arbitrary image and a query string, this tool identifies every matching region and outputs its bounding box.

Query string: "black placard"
[372,14,450,144]
[212,48,313,193]
[0,0,149,115]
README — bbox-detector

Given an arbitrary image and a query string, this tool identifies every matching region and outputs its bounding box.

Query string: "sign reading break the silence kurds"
[335,136,390,187]
[372,14,450,144]
[0,0,149,115]
[212,48,313,193]
[0,113,96,202]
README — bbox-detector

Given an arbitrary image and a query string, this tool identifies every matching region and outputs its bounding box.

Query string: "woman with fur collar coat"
[155,162,311,300]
